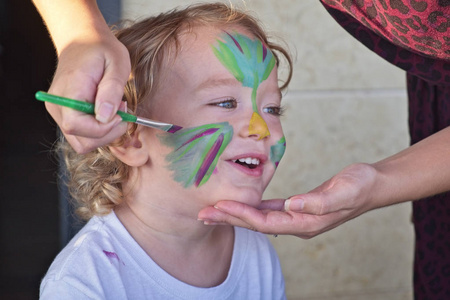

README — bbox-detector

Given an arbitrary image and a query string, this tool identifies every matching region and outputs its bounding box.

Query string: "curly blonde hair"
[60,2,293,220]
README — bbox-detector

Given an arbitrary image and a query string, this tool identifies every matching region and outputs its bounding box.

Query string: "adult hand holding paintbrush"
[33,0,131,154]
[36,92,183,133]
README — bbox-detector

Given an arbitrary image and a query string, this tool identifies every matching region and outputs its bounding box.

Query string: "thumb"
[285,191,332,216]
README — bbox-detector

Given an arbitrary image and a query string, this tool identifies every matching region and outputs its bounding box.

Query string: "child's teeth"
[236,157,260,165]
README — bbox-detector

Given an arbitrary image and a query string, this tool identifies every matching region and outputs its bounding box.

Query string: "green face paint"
[158,122,233,188]
[269,136,286,168]
[212,32,276,138]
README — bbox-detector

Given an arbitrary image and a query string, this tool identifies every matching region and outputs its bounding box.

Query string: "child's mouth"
[232,157,260,169]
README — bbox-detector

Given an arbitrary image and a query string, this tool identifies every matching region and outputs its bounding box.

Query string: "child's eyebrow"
[195,77,240,92]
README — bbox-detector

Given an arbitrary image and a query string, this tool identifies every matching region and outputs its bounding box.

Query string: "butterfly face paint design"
[158,122,233,188]
[212,32,276,140]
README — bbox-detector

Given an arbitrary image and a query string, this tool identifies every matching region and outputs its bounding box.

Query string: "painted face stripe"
[261,56,276,83]
[225,32,243,53]
[195,133,224,186]
[257,42,263,63]
[188,131,220,185]
[212,43,245,84]
[176,128,219,151]
[167,125,183,133]
[196,130,232,187]
[236,34,252,61]
[262,43,268,61]
[251,76,259,112]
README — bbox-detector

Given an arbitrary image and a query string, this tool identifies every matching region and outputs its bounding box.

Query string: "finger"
[198,206,229,224]
[66,120,127,154]
[257,199,286,211]
[94,69,129,123]
[198,206,256,229]
[213,201,293,234]
[95,47,130,123]
[46,100,120,136]
[286,189,335,216]
[46,102,127,154]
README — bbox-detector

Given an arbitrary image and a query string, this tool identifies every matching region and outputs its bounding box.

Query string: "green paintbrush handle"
[35,91,137,123]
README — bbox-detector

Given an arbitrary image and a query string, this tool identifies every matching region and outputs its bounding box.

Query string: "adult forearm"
[372,126,450,207]
[32,0,110,54]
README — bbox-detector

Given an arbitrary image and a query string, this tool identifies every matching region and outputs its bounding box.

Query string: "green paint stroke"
[270,136,286,168]
[212,32,276,112]
[158,122,233,188]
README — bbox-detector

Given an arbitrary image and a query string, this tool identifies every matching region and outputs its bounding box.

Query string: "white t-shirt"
[40,212,286,300]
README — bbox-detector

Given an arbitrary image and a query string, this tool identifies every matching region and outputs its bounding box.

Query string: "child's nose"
[247,112,270,140]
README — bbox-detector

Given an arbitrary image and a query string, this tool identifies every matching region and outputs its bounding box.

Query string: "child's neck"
[114,200,234,287]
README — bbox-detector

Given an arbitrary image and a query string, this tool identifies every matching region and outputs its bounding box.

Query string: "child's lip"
[226,160,264,176]
[225,153,267,177]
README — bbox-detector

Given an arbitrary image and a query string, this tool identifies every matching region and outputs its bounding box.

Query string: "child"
[40,3,292,299]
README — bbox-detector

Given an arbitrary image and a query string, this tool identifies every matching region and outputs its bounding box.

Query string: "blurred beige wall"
[122,1,414,299]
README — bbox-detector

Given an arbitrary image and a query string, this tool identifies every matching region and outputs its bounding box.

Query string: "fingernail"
[203,220,219,226]
[118,101,127,112]
[284,199,291,211]
[285,198,304,211]
[96,103,114,123]
[213,205,223,212]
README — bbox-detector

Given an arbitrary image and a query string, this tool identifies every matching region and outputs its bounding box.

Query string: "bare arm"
[198,126,450,238]
[33,0,130,153]
[370,126,450,203]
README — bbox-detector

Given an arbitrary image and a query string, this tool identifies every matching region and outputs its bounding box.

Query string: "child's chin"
[228,191,263,208]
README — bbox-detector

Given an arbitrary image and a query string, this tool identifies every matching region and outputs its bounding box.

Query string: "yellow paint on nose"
[249,112,270,140]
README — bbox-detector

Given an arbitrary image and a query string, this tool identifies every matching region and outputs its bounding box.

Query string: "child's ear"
[109,128,149,167]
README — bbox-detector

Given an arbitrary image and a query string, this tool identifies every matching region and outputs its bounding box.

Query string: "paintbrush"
[35,91,182,133]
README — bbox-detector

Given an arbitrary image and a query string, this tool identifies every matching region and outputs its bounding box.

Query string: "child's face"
[141,26,286,209]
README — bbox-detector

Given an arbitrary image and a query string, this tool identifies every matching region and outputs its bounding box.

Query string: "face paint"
[269,136,286,168]
[158,122,233,188]
[212,32,276,139]
[249,112,270,139]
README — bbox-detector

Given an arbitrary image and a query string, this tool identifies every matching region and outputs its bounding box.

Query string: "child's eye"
[263,105,284,116]
[212,99,237,109]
